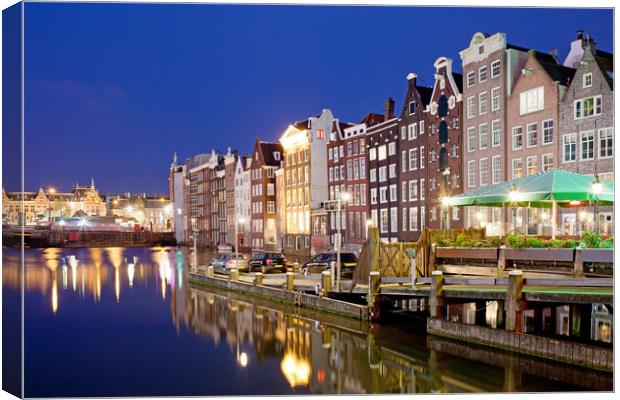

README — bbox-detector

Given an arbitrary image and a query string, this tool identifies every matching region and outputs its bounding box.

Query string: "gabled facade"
[397,73,432,241]
[426,57,464,230]
[507,50,575,235]
[367,98,400,242]
[169,152,188,243]
[250,139,283,251]
[224,148,238,246]
[279,109,335,258]
[234,155,252,250]
[559,39,614,235]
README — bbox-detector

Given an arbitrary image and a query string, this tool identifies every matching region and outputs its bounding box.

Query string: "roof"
[593,48,613,87]
[417,86,434,107]
[452,72,463,93]
[293,120,310,130]
[533,51,576,86]
[360,113,385,127]
[258,141,283,167]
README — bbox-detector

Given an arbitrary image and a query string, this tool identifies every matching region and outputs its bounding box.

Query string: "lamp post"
[335,191,351,292]
[365,219,373,239]
[441,197,452,230]
[509,184,520,235]
[592,175,602,234]
[235,216,245,264]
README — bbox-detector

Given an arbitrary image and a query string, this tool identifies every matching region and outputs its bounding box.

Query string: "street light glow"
[340,191,351,202]
[48,187,56,195]
[126,205,134,214]
[509,190,520,202]
[366,219,373,227]
[238,352,248,367]
[592,176,602,196]
[441,197,452,206]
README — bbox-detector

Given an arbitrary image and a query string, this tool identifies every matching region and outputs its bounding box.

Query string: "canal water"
[2,246,612,396]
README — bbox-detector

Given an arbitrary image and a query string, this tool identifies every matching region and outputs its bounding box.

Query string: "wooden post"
[429,270,444,319]
[285,272,294,291]
[573,247,584,277]
[207,265,214,277]
[254,272,264,286]
[505,270,524,332]
[321,270,332,293]
[368,271,381,309]
[551,198,557,240]
[429,243,437,275]
[370,227,380,273]
[229,269,239,282]
[498,246,506,275]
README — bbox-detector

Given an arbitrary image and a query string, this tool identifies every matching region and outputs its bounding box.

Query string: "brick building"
[426,57,464,230]
[506,50,575,235]
[559,34,613,235]
[234,155,252,250]
[397,73,432,241]
[250,139,283,251]
[224,148,238,246]
[367,98,400,242]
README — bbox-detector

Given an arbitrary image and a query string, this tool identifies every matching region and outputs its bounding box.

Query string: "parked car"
[302,252,358,277]
[249,252,288,273]
[224,254,249,273]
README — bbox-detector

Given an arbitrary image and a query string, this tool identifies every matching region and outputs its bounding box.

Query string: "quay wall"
[427,318,613,372]
[188,272,369,320]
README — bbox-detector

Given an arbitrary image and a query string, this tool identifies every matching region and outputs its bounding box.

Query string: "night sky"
[3,3,613,194]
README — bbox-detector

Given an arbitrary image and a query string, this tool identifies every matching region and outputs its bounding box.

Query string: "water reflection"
[2,246,612,395]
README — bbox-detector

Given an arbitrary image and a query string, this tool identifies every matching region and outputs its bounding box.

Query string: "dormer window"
[408,101,416,115]
[478,45,484,55]
[583,73,593,88]
[273,151,280,161]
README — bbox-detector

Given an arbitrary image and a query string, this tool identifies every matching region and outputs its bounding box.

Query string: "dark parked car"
[302,252,358,277]
[249,252,288,273]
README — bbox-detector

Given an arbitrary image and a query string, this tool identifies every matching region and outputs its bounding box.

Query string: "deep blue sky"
[9,4,614,193]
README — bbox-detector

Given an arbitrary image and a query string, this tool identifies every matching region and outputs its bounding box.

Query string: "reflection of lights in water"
[176,251,184,289]
[52,273,58,314]
[62,265,68,289]
[67,255,78,269]
[238,352,248,367]
[105,248,123,269]
[280,352,311,387]
[71,264,77,291]
[127,263,135,287]
[115,266,120,302]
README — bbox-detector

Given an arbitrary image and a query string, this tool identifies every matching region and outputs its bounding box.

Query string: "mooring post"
[285,272,294,291]
[254,272,264,286]
[207,265,214,277]
[368,271,381,309]
[573,246,584,277]
[505,270,524,332]
[322,270,332,294]
[429,270,444,319]
[498,245,506,275]
[229,269,239,282]
[429,243,437,274]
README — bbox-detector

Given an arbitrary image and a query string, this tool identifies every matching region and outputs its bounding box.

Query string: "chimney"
[576,30,584,40]
[407,73,417,89]
[550,48,559,63]
[384,97,395,120]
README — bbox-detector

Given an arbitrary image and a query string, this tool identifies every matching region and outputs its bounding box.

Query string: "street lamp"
[592,175,602,234]
[509,184,520,235]
[441,196,452,230]
[335,191,351,292]
[235,216,246,264]
[365,219,373,239]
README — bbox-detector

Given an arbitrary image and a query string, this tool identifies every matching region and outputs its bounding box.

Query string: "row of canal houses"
[169,31,614,259]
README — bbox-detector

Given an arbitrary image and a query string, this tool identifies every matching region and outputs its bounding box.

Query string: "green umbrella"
[446,170,614,208]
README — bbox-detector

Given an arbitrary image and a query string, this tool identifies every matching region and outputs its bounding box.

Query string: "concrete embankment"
[188,271,369,320]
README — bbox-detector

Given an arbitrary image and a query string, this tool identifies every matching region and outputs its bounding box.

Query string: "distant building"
[367,98,400,242]
[3,179,106,225]
[169,152,188,243]
[279,109,335,258]
[108,193,173,232]
[224,148,238,246]
[188,151,220,247]
[234,155,252,250]
[426,57,464,230]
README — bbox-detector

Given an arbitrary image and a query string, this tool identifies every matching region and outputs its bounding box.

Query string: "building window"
[409,207,418,231]
[492,155,501,184]
[599,128,613,159]
[409,149,418,171]
[402,208,408,231]
[420,121,425,135]
[583,73,592,88]
[479,123,488,150]
[390,208,398,232]
[388,141,396,156]
[542,153,554,171]
[408,101,416,115]
[479,65,488,82]
[361,184,367,205]
[378,145,387,160]
[467,96,475,119]
[491,119,501,147]
[369,148,376,161]
[479,158,489,186]
[491,60,501,78]
[401,151,407,172]
[467,127,476,152]
[581,131,595,160]
[400,126,406,140]
[467,71,475,87]
[574,96,602,119]
[526,123,538,147]
[420,206,426,229]
[389,163,396,179]
[542,119,553,145]
[512,158,523,179]
[420,146,425,169]
[408,123,417,140]
[360,158,366,179]
[478,91,488,115]
[512,126,523,150]
[370,188,377,205]
[267,201,275,213]
[491,87,500,111]
[379,187,387,203]
[451,144,457,158]
[562,133,577,162]
[526,156,537,175]
[467,160,476,188]
[402,182,408,202]
[378,166,387,182]
[420,179,425,200]
[519,86,544,115]
[389,184,397,202]
[380,209,389,233]
[409,180,418,201]
[369,168,376,182]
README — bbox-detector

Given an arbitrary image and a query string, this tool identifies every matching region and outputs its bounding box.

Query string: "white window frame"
[492,155,501,184]
[478,91,488,115]
[467,127,476,153]
[512,126,523,150]
[491,60,501,78]
[583,72,592,88]
[580,130,595,161]
[491,119,501,147]
[562,133,577,163]
[467,160,476,188]
[598,127,613,159]
[491,86,500,111]
[479,123,488,150]
[526,122,538,148]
